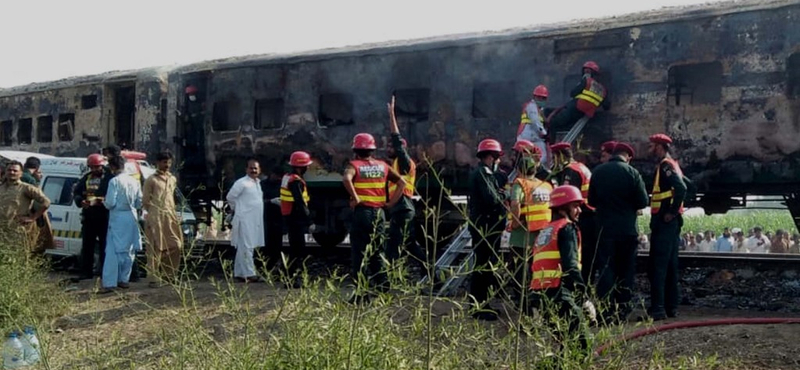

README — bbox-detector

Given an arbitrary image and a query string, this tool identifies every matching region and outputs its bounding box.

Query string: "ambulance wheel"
[312,232,347,248]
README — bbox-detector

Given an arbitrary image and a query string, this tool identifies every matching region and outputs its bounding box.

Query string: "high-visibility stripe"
[650,157,684,215]
[389,158,416,199]
[359,195,386,202]
[531,270,562,280]
[576,92,601,106]
[652,191,673,201]
[354,182,385,189]
[532,251,560,261]
[580,184,589,192]
[280,174,310,216]
[527,214,551,222]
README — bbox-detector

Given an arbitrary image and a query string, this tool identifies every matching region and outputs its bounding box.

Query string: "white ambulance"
[33,153,196,258]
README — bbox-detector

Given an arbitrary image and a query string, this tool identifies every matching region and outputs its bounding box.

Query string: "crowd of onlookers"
[637,226,800,254]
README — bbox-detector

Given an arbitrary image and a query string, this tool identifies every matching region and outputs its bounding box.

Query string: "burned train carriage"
[2,0,800,246]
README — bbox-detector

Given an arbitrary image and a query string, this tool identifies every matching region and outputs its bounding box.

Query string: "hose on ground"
[595,317,800,356]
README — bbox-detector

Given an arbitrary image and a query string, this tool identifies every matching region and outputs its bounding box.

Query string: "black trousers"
[468,221,503,305]
[648,215,682,317]
[386,210,426,265]
[284,221,307,274]
[548,100,585,138]
[81,213,108,277]
[578,210,597,284]
[595,234,638,318]
[528,287,590,351]
[350,207,387,291]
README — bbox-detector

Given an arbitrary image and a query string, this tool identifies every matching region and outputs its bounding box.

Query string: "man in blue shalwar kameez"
[99,156,143,294]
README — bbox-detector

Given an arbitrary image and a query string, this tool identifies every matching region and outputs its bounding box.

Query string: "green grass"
[638,210,797,236]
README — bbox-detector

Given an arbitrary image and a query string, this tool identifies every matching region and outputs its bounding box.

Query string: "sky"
[1,0,722,88]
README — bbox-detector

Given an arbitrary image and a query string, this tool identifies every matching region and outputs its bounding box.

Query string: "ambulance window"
[37,116,53,143]
[42,176,77,206]
[0,120,11,146]
[18,118,32,145]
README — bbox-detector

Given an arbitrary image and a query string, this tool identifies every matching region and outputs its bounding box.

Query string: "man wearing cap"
[587,142,649,323]
[647,133,687,320]
[468,138,507,321]
[279,151,314,286]
[599,141,617,163]
[551,142,598,283]
[385,97,426,276]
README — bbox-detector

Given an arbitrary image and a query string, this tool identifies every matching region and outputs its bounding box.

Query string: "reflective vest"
[85,174,103,201]
[350,159,388,208]
[575,77,606,118]
[650,157,685,215]
[518,101,545,137]
[280,173,310,216]
[388,158,415,199]
[565,161,594,211]
[509,177,552,232]
[530,218,582,290]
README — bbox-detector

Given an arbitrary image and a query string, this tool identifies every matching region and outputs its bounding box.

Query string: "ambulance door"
[41,175,81,256]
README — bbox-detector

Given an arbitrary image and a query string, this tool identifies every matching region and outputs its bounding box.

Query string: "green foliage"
[638,210,797,236]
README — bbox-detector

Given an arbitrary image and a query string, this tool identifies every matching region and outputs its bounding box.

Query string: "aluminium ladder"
[419,223,475,296]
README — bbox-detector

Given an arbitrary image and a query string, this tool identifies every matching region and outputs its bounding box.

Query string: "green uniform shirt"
[21,171,38,186]
[389,133,414,214]
[587,156,649,237]
[557,222,585,294]
[468,163,505,227]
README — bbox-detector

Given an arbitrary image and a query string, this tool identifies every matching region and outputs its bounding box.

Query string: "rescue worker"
[588,142,648,324]
[468,138,506,320]
[506,140,552,302]
[342,133,406,303]
[142,151,183,287]
[551,142,599,284]
[279,151,314,285]
[73,153,114,280]
[549,61,611,137]
[517,85,550,165]
[646,133,687,321]
[528,185,595,352]
[386,97,426,275]
[599,141,617,163]
[99,156,142,294]
[0,161,51,253]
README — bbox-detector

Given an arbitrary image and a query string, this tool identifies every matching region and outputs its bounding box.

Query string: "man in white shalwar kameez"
[226,158,265,282]
[99,156,143,294]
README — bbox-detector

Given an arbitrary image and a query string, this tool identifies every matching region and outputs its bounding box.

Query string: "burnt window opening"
[1,120,12,146]
[318,93,354,127]
[472,82,519,119]
[81,95,98,109]
[393,89,430,125]
[58,113,75,141]
[37,116,53,143]
[18,118,32,145]
[668,62,723,106]
[254,98,285,130]
[786,53,800,98]
[212,100,242,131]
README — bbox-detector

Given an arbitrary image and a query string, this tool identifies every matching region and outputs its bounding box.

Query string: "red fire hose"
[595,317,800,356]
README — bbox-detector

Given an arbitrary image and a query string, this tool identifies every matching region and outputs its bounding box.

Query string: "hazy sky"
[1,0,719,88]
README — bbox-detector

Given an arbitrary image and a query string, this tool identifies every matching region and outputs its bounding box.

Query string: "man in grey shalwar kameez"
[99,156,143,294]
[226,158,265,282]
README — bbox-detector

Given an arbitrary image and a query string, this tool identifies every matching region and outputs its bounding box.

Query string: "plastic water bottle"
[3,331,25,369]
[22,327,39,365]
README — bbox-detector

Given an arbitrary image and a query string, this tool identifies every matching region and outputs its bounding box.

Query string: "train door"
[114,85,136,150]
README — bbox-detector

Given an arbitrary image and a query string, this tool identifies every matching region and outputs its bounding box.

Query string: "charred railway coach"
[1,0,799,246]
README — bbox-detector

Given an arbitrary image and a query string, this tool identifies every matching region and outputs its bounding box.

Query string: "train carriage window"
[212,100,242,131]
[81,95,98,109]
[787,53,800,98]
[58,114,75,141]
[318,93,354,127]
[668,62,723,106]
[254,98,285,130]
[37,116,53,143]
[472,82,519,119]
[18,118,32,144]
[1,120,12,146]
[393,89,430,125]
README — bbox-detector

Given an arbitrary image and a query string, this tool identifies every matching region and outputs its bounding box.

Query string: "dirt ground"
[41,267,800,369]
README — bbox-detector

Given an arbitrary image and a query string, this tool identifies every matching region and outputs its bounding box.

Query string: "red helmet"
[549,185,585,208]
[352,133,377,150]
[87,153,105,167]
[185,85,198,95]
[477,139,504,156]
[583,61,600,74]
[600,141,617,153]
[533,85,549,99]
[550,142,572,153]
[649,133,673,145]
[513,140,540,155]
[288,151,313,167]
